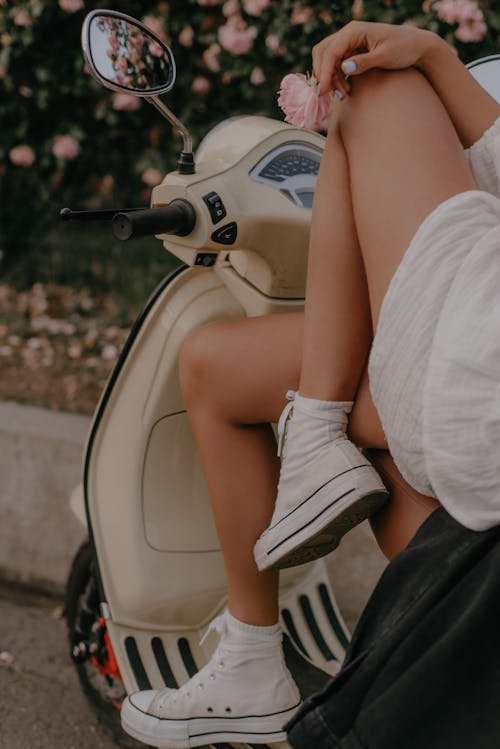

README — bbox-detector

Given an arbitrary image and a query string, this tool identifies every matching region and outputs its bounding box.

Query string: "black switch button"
[211,222,237,245]
[203,191,227,224]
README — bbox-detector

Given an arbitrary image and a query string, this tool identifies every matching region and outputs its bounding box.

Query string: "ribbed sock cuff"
[226,611,281,640]
[294,392,353,424]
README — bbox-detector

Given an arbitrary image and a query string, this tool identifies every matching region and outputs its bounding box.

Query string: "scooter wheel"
[65,541,150,749]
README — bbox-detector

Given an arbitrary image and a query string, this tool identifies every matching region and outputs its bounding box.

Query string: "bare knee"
[179,321,226,408]
[338,67,433,135]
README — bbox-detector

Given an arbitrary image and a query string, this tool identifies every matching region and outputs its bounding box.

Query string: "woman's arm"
[313,21,500,148]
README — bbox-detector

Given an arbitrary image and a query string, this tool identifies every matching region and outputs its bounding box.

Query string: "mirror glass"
[85,12,175,95]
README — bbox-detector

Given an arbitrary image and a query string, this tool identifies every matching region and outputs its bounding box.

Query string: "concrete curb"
[0,400,386,626]
[0,401,90,596]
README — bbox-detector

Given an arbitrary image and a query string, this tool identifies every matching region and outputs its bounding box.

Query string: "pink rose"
[179,25,194,47]
[223,0,240,17]
[243,0,271,16]
[250,66,266,85]
[58,0,84,12]
[52,135,80,160]
[9,145,35,167]
[203,43,221,72]
[113,93,141,111]
[291,7,313,25]
[455,17,487,41]
[218,17,258,55]
[265,33,281,51]
[141,167,163,187]
[191,76,211,94]
[141,15,165,40]
[351,0,364,20]
[277,73,333,131]
[148,41,164,58]
[13,10,32,27]
[434,0,486,29]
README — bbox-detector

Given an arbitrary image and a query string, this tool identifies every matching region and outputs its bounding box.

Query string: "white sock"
[226,611,281,642]
[293,391,353,430]
[276,390,354,470]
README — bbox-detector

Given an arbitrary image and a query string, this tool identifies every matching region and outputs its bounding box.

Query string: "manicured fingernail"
[335,89,344,100]
[342,59,357,74]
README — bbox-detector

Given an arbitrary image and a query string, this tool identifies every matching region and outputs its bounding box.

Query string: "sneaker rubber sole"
[121,695,302,748]
[254,464,388,571]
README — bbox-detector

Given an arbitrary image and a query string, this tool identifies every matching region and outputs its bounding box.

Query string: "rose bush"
[1,0,499,262]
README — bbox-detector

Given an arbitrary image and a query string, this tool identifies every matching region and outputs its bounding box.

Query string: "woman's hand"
[313,21,435,97]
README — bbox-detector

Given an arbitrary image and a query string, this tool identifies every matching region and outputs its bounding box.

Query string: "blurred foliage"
[1,0,500,267]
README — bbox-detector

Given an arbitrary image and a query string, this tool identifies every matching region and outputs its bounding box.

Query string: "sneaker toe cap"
[128,689,158,714]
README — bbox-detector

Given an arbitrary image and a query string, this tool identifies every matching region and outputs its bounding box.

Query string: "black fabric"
[287,508,500,749]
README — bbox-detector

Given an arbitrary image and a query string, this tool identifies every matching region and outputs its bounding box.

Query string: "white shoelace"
[157,614,228,709]
[277,390,296,458]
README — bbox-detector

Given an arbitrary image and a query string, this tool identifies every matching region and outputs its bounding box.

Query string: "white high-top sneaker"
[121,612,302,748]
[254,392,389,571]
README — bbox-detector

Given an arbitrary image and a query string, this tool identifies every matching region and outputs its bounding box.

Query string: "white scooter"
[62,9,500,749]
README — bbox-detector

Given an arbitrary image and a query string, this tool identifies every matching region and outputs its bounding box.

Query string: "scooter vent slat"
[178,637,199,677]
[318,583,350,650]
[124,636,151,690]
[281,608,310,658]
[298,594,336,663]
[151,637,179,688]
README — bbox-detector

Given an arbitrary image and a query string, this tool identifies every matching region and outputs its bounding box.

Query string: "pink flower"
[191,76,211,94]
[52,135,80,160]
[291,7,313,25]
[351,0,364,20]
[223,0,240,17]
[179,25,194,47]
[203,43,221,72]
[141,167,163,187]
[148,41,164,57]
[243,0,271,16]
[9,145,35,167]
[265,33,281,51]
[277,73,333,131]
[434,0,485,27]
[455,17,487,41]
[58,0,84,12]
[13,10,32,27]
[141,15,165,39]
[113,93,141,111]
[218,17,258,55]
[250,66,266,85]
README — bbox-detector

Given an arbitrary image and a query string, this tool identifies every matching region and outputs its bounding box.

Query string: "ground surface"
[0,583,120,749]
[0,282,130,414]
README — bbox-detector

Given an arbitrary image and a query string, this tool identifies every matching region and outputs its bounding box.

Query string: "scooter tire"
[65,541,151,749]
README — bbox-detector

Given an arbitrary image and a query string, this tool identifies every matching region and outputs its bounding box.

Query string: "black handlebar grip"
[112,199,196,241]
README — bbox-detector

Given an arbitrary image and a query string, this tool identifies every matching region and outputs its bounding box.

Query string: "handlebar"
[112,200,196,240]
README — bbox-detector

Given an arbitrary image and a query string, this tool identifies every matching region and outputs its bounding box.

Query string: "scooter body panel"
[83,264,350,701]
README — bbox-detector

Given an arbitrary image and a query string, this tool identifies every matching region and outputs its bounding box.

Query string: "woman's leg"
[179,313,303,625]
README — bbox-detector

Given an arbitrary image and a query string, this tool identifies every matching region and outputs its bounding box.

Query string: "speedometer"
[249,142,323,208]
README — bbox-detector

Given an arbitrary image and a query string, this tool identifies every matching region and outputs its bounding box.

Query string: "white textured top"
[369,116,500,530]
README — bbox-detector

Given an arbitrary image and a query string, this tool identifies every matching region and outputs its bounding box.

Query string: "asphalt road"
[0,583,119,749]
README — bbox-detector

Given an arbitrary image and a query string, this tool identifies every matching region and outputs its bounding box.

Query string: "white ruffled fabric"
[369,115,500,530]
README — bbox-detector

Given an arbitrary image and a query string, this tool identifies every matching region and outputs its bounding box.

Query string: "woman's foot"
[254,392,389,571]
[120,612,302,748]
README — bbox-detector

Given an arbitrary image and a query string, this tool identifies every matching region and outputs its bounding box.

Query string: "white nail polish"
[342,60,357,74]
[335,89,343,100]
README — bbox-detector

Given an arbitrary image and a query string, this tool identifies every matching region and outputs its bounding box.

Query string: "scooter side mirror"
[81,10,195,173]
[81,9,176,97]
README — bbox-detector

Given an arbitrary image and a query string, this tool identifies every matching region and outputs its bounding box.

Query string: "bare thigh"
[337,68,476,325]
[188,311,388,448]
